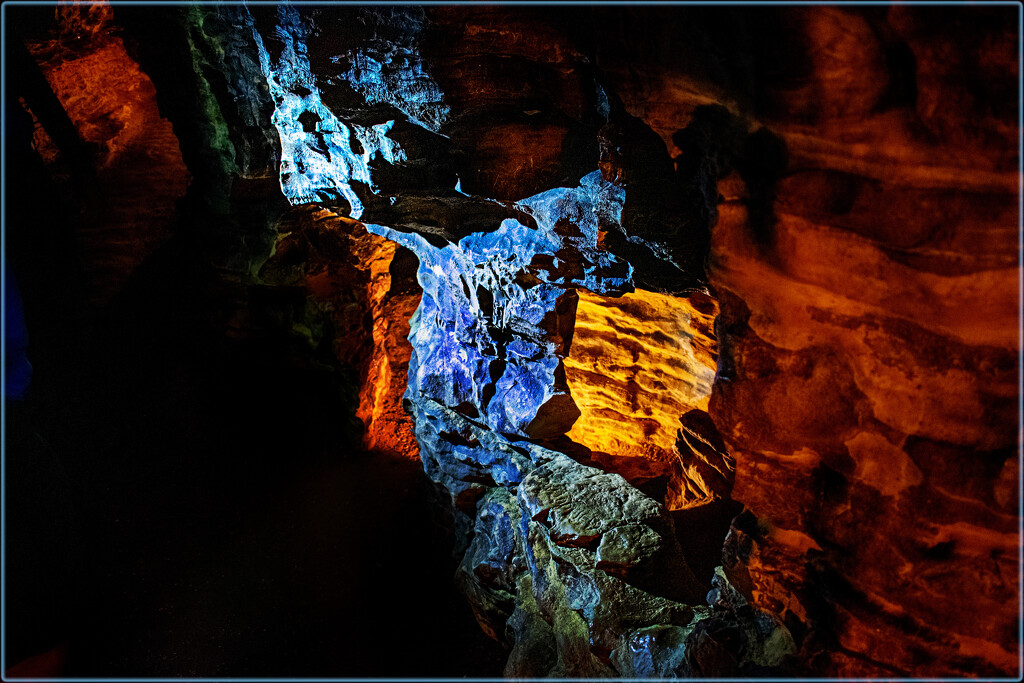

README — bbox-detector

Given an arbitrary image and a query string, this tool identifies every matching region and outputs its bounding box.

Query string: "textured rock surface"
[565,288,726,509]
[254,206,420,457]
[367,171,632,440]
[702,12,1019,679]
[62,4,1022,678]
[23,10,189,305]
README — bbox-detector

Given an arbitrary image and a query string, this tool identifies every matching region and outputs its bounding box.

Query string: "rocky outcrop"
[436,398,788,678]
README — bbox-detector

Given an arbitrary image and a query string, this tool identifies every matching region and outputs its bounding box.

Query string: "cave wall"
[596,6,1016,677]
[587,5,1019,676]
[44,4,1020,678]
[703,9,1020,677]
[13,3,189,306]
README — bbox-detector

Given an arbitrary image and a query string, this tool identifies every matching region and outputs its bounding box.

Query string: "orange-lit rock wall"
[352,247,419,459]
[259,207,419,459]
[594,6,1022,677]
[565,288,728,509]
[25,5,188,304]
[359,292,420,458]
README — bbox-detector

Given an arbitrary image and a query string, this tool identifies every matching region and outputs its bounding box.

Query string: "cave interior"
[2,2,1021,680]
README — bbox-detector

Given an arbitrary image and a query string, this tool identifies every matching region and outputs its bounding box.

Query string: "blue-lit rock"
[456,486,525,640]
[250,5,406,217]
[231,7,799,676]
[611,624,694,678]
[339,47,449,134]
[366,171,631,439]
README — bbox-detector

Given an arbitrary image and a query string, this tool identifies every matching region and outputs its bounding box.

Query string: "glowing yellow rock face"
[565,288,718,496]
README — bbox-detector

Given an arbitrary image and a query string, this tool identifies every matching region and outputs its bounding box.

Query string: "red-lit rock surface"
[588,6,1021,677]
[25,9,188,305]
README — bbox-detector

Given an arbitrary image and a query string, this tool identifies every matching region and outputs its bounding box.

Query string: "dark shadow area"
[4,8,504,675]
[6,232,506,677]
[673,499,744,591]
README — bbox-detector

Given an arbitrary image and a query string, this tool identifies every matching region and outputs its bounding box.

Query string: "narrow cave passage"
[6,235,504,677]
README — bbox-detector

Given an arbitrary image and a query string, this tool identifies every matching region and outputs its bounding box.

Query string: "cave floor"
[6,237,506,678]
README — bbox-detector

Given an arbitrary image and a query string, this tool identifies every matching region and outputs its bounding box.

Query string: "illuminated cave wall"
[565,288,723,510]
[17,2,189,306]
[82,4,1021,678]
